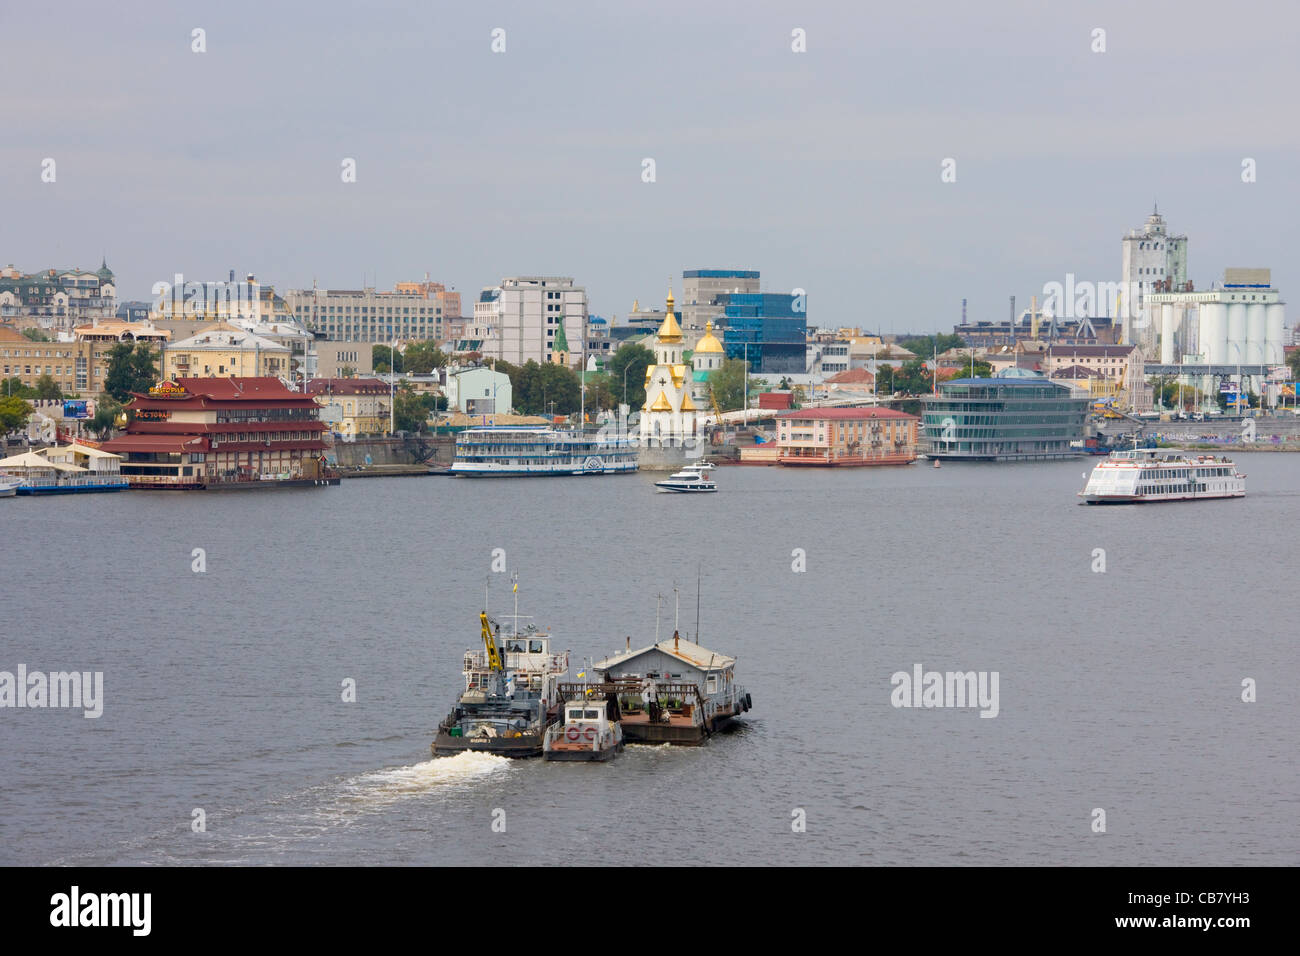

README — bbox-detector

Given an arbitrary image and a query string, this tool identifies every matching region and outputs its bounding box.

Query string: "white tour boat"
[1080,448,1245,504]
[654,461,717,493]
[450,425,638,477]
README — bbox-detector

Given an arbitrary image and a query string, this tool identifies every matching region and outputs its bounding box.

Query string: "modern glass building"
[718,293,806,374]
[920,370,1088,461]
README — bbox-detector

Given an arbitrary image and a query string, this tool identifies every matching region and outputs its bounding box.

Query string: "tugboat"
[654,461,717,493]
[432,583,569,758]
[542,696,624,761]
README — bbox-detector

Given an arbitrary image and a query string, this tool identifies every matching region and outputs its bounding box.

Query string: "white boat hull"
[655,482,716,493]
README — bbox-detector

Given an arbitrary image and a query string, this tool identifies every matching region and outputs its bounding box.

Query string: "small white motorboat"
[0,477,20,498]
[654,461,717,493]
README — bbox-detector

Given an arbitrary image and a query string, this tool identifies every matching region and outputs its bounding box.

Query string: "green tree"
[89,396,123,438]
[373,344,403,374]
[402,342,448,374]
[515,360,543,413]
[21,328,52,342]
[0,395,32,432]
[2,377,36,399]
[339,365,356,379]
[605,343,654,411]
[892,359,934,394]
[708,358,750,411]
[898,333,966,358]
[393,386,430,433]
[1287,347,1300,381]
[33,374,62,400]
[537,362,581,415]
[581,372,616,412]
[417,392,448,413]
[103,343,158,402]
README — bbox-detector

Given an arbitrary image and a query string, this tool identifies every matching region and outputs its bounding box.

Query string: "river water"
[2,453,1297,865]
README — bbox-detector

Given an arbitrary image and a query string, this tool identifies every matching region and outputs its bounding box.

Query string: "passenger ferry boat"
[450,425,638,476]
[542,696,624,761]
[432,588,569,758]
[654,461,717,493]
[1080,448,1245,504]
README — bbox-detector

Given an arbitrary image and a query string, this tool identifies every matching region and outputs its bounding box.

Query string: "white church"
[639,288,725,444]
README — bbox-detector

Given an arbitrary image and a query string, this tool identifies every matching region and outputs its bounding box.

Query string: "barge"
[591,631,751,746]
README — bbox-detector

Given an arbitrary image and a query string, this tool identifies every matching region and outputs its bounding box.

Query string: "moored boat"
[451,425,638,477]
[0,445,129,494]
[1080,448,1245,504]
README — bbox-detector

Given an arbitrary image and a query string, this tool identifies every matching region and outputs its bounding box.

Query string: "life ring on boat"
[584,726,597,741]
[566,725,580,741]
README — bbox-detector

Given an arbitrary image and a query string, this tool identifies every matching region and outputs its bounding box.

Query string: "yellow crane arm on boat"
[480,612,504,672]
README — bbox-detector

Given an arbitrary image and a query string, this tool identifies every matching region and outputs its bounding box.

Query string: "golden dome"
[695,320,723,354]
[650,392,673,412]
[681,392,697,411]
[657,288,682,343]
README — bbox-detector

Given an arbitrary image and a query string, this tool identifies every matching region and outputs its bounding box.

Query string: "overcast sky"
[4,0,1298,332]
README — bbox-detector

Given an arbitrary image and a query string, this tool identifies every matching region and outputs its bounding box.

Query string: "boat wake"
[336,751,512,805]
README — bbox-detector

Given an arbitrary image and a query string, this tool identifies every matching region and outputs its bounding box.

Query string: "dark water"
[2,454,1297,865]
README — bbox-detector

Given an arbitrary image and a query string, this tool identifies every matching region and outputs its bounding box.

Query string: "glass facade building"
[718,293,806,374]
[921,372,1088,461]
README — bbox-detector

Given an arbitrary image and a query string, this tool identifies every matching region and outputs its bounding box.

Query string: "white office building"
[472,276,587,368]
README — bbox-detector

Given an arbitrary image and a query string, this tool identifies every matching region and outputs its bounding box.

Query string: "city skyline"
[5,1,1298,330]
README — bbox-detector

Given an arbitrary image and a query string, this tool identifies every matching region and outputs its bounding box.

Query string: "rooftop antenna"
[673,585,680,634]
[655,592,663,642]
[694,563,701,642]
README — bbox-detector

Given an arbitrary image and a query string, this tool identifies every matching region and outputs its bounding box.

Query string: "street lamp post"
[743,342,749,427]
[389,339,397,436]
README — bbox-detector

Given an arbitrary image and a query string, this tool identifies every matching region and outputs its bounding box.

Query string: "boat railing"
[464,649,569,673]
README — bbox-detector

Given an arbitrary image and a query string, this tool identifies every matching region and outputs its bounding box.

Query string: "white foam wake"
[341,751,512,803]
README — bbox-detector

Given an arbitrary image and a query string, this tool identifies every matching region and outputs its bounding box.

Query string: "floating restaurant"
[100,377,338,489]
[920,370,1089,461]
[0,443,128,494]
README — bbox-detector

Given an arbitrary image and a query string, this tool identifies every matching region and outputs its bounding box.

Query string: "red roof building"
[101,378,335,489]
[775,406,919,466]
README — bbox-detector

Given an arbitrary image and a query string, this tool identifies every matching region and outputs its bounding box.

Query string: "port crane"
[479,612,505,672]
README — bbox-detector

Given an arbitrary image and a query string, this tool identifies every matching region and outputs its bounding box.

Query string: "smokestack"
[229,269,235,284]
[962,298,967,325]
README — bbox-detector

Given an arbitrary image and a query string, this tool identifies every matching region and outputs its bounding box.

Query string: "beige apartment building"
[162,326,291,380]
[2,321,171,396]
